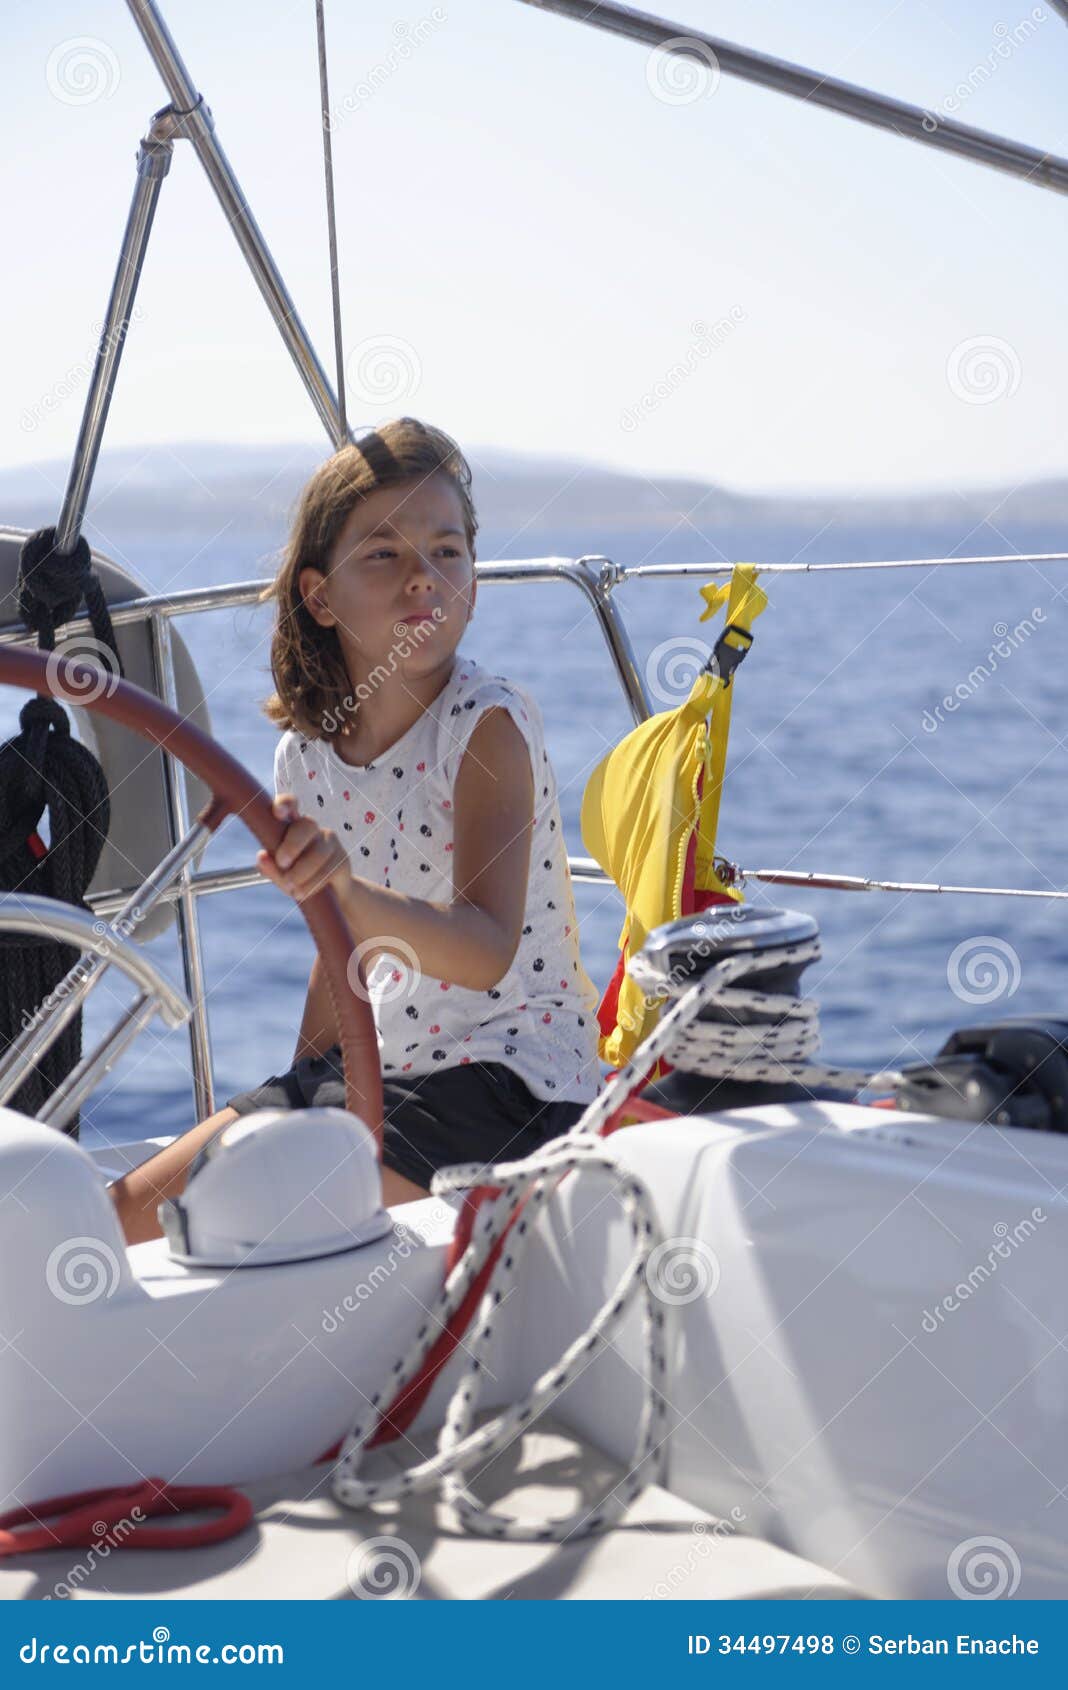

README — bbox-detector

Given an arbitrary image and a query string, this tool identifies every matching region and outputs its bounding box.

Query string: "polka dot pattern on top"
[275,654,603,1104]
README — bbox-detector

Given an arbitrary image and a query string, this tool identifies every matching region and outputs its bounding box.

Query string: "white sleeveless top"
[275,654,603,1104]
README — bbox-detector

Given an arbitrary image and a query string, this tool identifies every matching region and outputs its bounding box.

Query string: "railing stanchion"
[148,611,217,1124]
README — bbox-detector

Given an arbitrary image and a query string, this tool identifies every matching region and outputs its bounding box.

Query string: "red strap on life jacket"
[597,778,733,1089]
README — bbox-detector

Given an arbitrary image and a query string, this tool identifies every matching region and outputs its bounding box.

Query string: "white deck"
[0,1420,867,1602]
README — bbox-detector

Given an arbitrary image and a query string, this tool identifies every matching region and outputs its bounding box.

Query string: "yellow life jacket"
[580,565,768,1069]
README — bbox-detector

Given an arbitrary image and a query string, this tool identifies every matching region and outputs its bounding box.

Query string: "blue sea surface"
[4,532,1066,1148]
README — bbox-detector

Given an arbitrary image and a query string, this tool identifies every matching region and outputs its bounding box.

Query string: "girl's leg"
[381,1166,430,1206]
[111,1108,432,1247]
[109,1105,240,1247]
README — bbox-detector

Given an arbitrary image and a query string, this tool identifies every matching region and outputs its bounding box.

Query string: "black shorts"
[224,1045,587,1191]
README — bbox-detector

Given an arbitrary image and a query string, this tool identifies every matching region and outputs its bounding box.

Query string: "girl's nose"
[405,555,439,590]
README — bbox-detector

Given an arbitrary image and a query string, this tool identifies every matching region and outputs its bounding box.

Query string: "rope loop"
[1,529,121,1134]
[333,1135,670,1542]
[17,527,93,651]
[16,526,124,677]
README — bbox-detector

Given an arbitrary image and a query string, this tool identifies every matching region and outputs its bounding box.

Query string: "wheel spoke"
[103,817,214,932]
[0,896,190,1114]
[37,994,160,1133]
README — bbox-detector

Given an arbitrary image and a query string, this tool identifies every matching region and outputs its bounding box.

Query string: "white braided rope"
[650,936,902,1096]
[332,1138,669,1541]
[332,940,899,1540]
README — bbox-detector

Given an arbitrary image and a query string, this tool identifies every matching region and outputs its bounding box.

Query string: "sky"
[5,0,1068,496]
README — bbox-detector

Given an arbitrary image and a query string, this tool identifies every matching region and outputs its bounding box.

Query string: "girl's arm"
[262,707,536,993]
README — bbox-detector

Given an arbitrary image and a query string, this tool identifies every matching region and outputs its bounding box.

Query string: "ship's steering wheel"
[0,645,382,1147]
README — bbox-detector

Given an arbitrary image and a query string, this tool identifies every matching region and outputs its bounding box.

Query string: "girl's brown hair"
[260,417,478,739]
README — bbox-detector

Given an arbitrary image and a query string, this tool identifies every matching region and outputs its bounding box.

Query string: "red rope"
[0,1478,253,1557]
[318,1179,534,1460]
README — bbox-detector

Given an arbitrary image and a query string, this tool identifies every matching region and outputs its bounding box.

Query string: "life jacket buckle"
[705,621,754,686]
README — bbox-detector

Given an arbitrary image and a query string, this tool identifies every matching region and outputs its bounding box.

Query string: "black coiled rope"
[0,528,123,1136]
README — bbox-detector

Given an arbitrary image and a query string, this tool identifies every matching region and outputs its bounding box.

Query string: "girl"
[111,418,602,1244]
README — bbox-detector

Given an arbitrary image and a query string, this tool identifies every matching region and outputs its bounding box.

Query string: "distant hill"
[1,442,1065,571]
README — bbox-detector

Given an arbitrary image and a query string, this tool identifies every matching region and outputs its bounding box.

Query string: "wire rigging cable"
[315,0,347,446]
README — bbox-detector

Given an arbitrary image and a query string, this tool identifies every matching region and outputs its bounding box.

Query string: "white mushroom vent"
[160,1108,390,1267]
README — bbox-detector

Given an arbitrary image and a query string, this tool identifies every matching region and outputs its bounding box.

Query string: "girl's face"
[299,471,476,685]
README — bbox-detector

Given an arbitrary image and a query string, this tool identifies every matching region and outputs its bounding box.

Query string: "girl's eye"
[363,546,462,562]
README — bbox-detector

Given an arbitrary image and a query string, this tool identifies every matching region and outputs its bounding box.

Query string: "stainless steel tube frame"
[519,0,1068,196]
[55,132,173,557]
[125,0,349,446]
